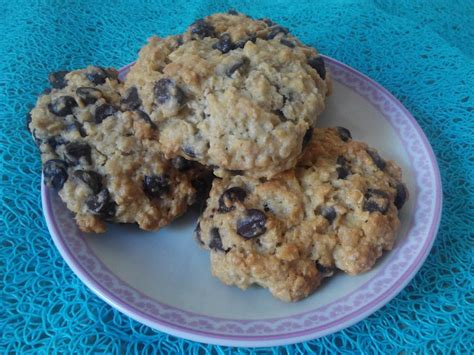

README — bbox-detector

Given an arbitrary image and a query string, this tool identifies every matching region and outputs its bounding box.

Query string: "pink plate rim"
[42,55,442,347]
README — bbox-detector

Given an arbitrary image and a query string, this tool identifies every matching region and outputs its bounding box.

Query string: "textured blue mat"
[1,0,473,352]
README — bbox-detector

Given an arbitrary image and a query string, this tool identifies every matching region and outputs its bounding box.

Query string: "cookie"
[195,127,408,301]
[28,66,209,233]
[124,11,331,178]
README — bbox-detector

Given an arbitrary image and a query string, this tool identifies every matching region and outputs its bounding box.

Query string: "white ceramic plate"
[42,56,442,347]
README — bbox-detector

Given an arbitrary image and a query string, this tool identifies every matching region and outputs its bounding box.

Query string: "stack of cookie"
[28,11,408,302]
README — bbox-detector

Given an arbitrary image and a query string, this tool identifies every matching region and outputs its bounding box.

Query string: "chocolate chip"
[86,67,112,85]
[280,38,295,48]
[135,110,157,129]
[74,170,102,194]
[317,206,337,223]
[64,142,92,165]
[43,159,68,190]
[363,189,390,214]
[94,103,117,123]
[302,128,313,148]
[236,209,267,238]
[76,87,102,105]
[394,182,408,210]
[273,109,287,121]
[267,25,289,40]
[336,156,350,179]
[209,227,228,252]
[213,33,234,54]
[171,156,194,171]
[218,187,247,213]
[48,71,69,89]
[263,203,271,213]
[86,189,116,219]
[47,136,68,150]
[143,175,170,198]
[307,56,326,80]
[48,96,77,117]
[227,9,239,15]
[154,78,185,106]
[225,56,249,77]
[190,19,215,39]
[366,149,386,170]
[122,86,141,110]
[261,18,275,27]
[191,175,212,201]
[183,146,196,158]
[234,34,256,49]
[194,222,203,245]
[66,121,87,137]
[336,126,352,142]
[315,262,335,276]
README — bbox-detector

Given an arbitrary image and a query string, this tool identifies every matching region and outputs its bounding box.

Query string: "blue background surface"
[1,0,473,352]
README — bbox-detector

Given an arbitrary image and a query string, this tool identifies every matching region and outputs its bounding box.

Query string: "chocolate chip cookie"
[28,67,208,233]
[195,127,408,301]
[124,11,331,178]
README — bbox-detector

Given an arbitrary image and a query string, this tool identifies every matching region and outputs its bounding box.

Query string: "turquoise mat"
[1,0,472,352]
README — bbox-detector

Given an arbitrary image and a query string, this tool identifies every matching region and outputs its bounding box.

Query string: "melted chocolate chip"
[143,175,170,198]
[86,189,116,219]
[135,110,157,129]
[47,136,68,150]
[190,19,215,39]
[267,25,289,40]
[307,56,326,80]
[43,159,68,190]
[48,71,69,89]
[65,121,87,137]
[213,33,234,54]
[363,188,390,214]
[336,126,352,142]
[122,86,142,110]
[209,227,227,252]
[317,206,337,223]
[74,170,102,194]
[303,128,313,148]
[218,187,247,213]
[86,67,112,85]
[315,262,335,276]
[76,87,102,105]
[171,156,194,171]
[182,146,196,158]
[48,96,77,117]
[94,104,117,123]
[234,34,256,49]
[280,38,295,48]
[366,149,386,170]
[64,142,91,165]
[236,209,267,238]
[394,182,408,210]
[154,78,185,106]
[336,156,350,179]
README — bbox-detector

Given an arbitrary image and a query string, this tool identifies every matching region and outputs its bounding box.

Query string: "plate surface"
[42,56,442,347]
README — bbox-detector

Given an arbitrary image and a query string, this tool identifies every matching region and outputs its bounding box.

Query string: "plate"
[42,56,442,347]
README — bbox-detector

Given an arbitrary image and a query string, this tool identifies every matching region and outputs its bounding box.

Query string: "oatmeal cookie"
[28,67,208,233]
[195,127,408,301]
[124,11,331,178]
